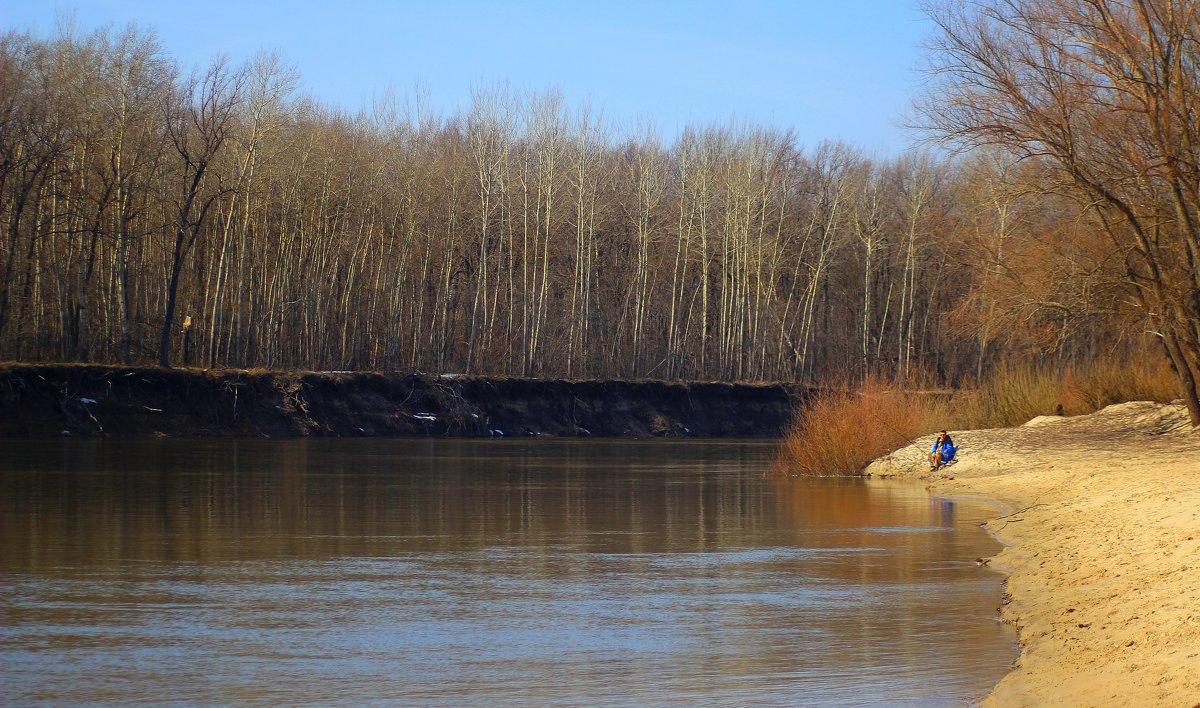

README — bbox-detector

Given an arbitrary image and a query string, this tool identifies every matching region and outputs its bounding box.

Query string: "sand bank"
[869,401,1200,706]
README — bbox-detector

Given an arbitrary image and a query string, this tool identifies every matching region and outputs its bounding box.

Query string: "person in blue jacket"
[929,430,957,471]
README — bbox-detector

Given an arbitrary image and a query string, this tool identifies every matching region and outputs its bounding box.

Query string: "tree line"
[1,5,1195,423]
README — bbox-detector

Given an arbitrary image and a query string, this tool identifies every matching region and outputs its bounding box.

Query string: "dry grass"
[951,364,1064,429]
[1061,356,1178,411]
[777,357,1178,476]
[951,356,1179,429]
[775,377,949,476]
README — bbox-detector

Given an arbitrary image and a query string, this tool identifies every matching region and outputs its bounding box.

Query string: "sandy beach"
[868,401,1200,706]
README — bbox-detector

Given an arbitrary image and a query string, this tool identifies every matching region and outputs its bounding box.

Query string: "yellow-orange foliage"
[775,377,948,476]
[777,358,1177,476]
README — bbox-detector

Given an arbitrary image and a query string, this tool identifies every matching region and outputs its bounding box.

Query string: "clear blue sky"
[3,1,932,153]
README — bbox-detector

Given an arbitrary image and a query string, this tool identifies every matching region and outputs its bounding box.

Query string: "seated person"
[929,430,957,471]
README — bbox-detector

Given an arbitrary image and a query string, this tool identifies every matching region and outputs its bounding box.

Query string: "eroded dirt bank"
[0,364,810,438]
[869,402,1200,706]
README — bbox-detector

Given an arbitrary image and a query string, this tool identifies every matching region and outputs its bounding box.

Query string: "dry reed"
[951,357,1179,429]
[776,377,948,476]
[777,357,1178,476]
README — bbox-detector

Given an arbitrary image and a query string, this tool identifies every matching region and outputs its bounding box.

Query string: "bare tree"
[94,26,173,363]
[465,85,514,373]
[0,32,72,343]
[921,0,1200,423]
[204,52,295,367]
[158,58,243,367]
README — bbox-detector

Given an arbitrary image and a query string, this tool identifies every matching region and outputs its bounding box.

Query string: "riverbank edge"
[865,401,1200,705]
[0,363,813,438]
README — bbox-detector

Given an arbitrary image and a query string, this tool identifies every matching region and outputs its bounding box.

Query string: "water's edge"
[926,484,1023,704]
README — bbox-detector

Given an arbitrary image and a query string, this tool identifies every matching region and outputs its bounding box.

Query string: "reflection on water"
[1,439,1014,705]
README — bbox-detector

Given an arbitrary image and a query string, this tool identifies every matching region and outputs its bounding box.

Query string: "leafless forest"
[1,0,1197,420]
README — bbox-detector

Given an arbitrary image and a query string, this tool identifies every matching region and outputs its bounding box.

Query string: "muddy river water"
[1,438,1015,705]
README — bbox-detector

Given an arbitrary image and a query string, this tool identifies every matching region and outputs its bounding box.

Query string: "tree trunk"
[158,229,188,367]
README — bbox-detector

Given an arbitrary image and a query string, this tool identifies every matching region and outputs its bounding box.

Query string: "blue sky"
[3,1,932,153]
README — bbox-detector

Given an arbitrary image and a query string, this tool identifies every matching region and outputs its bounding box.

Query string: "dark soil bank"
[0,364,810,438]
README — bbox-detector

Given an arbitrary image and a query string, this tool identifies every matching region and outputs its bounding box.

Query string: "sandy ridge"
[868,401,1200,707]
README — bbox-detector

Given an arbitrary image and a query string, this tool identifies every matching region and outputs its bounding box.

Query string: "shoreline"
[0,363,808,439]
[868,401,1200,705]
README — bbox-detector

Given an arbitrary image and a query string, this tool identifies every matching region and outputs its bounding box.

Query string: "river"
[1,438,1015,705]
